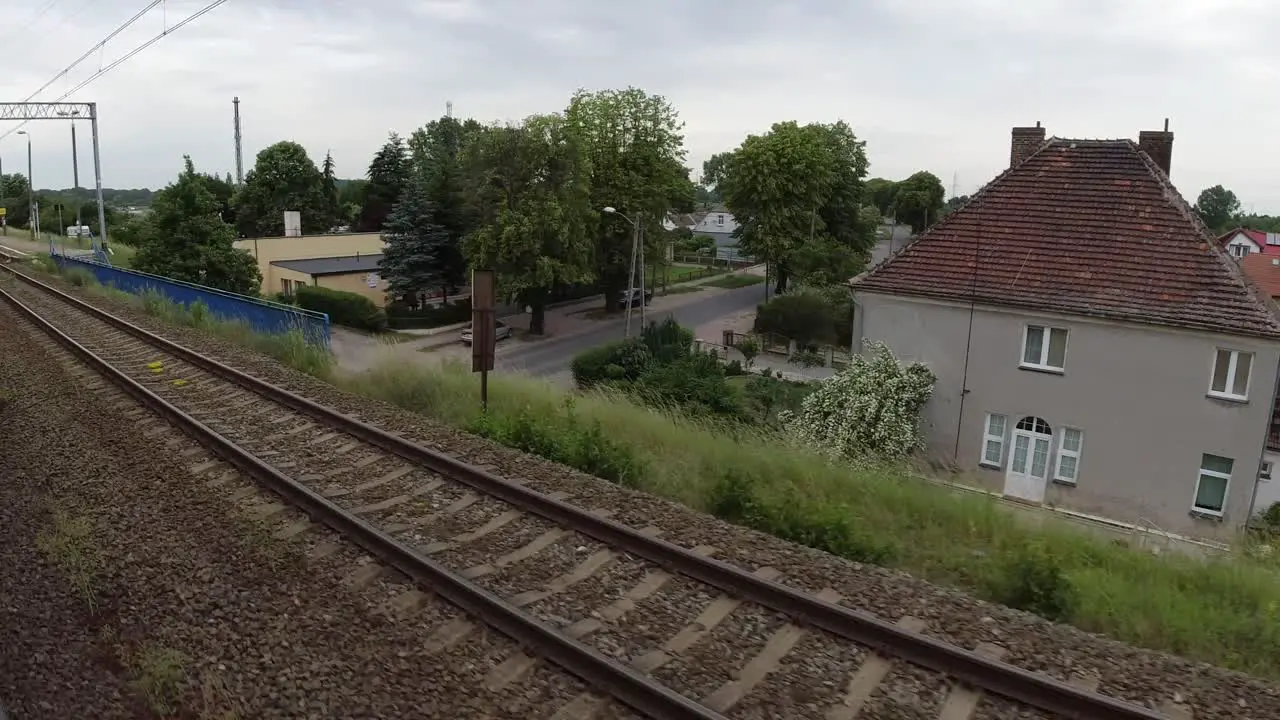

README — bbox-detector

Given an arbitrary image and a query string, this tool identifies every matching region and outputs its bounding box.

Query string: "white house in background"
[1220,228,1280,260]
[693,209,739,235]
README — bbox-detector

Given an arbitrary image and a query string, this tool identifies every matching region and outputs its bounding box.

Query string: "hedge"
[295,285,387,331]
[387,298,472,330]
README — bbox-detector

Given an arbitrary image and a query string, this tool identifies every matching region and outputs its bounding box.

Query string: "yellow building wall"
[273,267,313,296]
[233,232,384,295]
[316,270,391,307]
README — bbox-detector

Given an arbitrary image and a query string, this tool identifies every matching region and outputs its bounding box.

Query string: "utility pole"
[57,109,83,231]
[88,102,108,255]
[637,213,646,330]
[624,211,640,338]
[233,96,244,186]
[18,130,33,241]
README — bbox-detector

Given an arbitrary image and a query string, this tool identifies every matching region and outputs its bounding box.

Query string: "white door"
[1004,417,1052,503]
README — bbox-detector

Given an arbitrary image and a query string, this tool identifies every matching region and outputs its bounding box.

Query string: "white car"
[460,321,513,345]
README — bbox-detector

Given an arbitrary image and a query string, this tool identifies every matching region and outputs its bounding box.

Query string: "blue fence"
[51,253,331,349]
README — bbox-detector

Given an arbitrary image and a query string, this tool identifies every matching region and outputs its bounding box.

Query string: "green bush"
[754,290,842,347]
[296,285,386,331]
[709,470,897,565]
[571,339,653,389]
[387,298,472,329]
[631,352,745,420]
[640,317,694,364]
[467,402,645,487]
[986,541,1074,621]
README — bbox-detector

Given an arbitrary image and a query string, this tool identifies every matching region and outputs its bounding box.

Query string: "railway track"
[0,263,1184,719]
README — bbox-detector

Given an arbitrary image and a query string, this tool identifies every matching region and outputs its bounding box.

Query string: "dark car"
[617,288,654,307]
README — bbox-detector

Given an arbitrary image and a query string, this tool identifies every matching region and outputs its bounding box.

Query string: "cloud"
[0,0,1276,209]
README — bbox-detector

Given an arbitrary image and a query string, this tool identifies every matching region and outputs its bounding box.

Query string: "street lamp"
[16,130,34,241]
[603,206,645,338]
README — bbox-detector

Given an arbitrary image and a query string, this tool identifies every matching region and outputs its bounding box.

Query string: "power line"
[1,0,231,142]
[21,1,165,104]
[16,0,64,34]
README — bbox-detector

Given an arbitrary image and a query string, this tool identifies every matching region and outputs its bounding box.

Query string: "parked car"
[460,321,513,345]
[617,288,654,307]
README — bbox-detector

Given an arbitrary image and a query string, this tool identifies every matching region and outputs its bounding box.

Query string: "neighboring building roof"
[852,138,1280,339]
[1219,227,1280,256]
[271,254,384,276]
[1239,254,1280,299]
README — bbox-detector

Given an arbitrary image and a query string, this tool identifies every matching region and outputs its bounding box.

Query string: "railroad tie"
[825,615,927,720]
[936,642,1005,720]
[701,588,843,713]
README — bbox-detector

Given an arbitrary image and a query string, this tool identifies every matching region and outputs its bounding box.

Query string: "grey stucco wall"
[854,292,1280,539]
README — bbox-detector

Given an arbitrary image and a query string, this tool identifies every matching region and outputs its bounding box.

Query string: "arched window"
[1016,416,1051,435]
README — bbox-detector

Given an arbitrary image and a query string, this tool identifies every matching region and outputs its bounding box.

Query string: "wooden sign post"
[471,269,497,411]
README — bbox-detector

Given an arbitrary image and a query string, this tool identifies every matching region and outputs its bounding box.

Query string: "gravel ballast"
[10,269,1280,718]
[0,298,594,718]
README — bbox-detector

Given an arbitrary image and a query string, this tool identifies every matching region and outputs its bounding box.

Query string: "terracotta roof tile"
[852,138,1280,339]
[1239,254,1280,300]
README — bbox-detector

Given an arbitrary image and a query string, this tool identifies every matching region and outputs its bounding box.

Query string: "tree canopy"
[715,120,875,293]
[355,133,411,232]
[566,87,693,310]
[1194,185,1241,233]
[462,114,594,334]
[132,157,260,295]
[234,141,328,237]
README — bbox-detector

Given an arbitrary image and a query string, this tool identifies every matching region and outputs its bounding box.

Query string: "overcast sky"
[1,0,1277,210]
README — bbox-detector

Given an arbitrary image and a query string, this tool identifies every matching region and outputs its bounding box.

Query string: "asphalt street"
[497,283,768,376]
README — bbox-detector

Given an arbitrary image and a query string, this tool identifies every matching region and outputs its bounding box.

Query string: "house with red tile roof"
[1220,227,1280,259]
[849,122,1280,539]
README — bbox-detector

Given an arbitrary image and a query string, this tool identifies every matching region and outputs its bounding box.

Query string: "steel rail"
[2,266,1170,720]
[0,282,727,720]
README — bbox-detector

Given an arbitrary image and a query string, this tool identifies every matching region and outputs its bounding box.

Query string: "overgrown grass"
[705,273,765,289]
[341,358,1280,679]
[127,644,189,716]
[36,505,103,611]
[38,261,335,378]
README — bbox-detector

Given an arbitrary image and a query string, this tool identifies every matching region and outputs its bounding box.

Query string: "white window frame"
[1053,428,1083,484]
[1192,455,1232,517]
[980,413,1007,469]
[1208,348,1252,401]
[1020,324,1068,372]
[1260,461,1273,482]
[717,213,725,226]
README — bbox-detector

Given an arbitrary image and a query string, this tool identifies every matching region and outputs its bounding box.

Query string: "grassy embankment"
[29,257,1280,680]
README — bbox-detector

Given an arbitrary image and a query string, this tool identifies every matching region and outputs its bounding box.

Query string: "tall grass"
[342,358,1280,679]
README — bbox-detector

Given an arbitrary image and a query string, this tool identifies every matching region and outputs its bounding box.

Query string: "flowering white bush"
[779,341,935,461]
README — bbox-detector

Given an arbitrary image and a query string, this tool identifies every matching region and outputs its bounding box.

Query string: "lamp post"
[17,130,34,240]
[603,206,645,338]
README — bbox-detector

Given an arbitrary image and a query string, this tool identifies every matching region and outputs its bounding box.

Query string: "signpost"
[471,269,497,411]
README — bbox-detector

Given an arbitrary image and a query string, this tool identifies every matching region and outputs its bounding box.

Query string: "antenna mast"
[233,96,244,186]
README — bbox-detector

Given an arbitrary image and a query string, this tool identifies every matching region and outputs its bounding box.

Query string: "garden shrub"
[640,316,694,364]
[571,339,653,389]
[386,298,472,330]
[296,285,387,331]
[754,291,839,346]
[781,340,934,461]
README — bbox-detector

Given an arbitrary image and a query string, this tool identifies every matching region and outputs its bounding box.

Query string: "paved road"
[498,283,769,377]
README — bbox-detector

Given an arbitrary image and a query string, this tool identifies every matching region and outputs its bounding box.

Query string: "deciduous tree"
[133,157,261,295]
[892,171,945,233]
[717,120,873,294]
[1194,185,1241,233]
[566,88,693,311]
[462,114,594,334]
[233,141,328,237]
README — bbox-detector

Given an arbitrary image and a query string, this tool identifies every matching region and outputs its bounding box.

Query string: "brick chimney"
[1010,122,1046,167]
[1138,119,1174,176]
